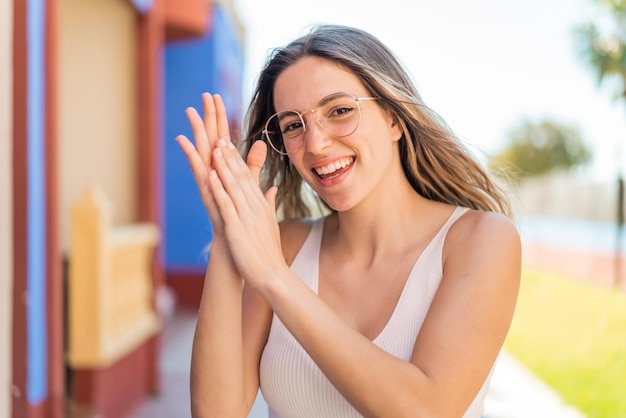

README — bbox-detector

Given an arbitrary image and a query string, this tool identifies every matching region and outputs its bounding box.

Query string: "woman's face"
[272,56,402,212]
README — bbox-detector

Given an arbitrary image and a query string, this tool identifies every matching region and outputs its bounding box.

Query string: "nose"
[303,113,332,154]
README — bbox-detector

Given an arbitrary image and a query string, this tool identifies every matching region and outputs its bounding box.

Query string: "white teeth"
[314,157,354,176]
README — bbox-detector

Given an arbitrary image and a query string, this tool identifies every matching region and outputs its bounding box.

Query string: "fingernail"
[218,138,227,147]
[214,148,222,157]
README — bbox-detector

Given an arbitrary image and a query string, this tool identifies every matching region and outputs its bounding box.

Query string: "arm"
[176,94,272,417]
[190,240,243,416]
[262,212,520,418]
[190,241,272,417]
[209,140,521,417]
[190,245,276,417]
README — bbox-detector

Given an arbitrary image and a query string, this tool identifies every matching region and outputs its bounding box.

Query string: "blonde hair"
[241,24,512,219]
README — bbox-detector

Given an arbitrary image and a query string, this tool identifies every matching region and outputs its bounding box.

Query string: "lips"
[313,157,355,179]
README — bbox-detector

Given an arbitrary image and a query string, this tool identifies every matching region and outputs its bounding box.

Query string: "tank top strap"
[289,217,325,292]
[418,206,471,265]
[371,206,470,349]
[445,206,470,229]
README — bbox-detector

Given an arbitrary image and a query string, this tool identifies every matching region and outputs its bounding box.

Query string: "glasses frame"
[262,92,378,155]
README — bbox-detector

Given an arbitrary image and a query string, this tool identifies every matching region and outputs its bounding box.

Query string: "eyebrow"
[277,92,357,116]
[276,112,301,123]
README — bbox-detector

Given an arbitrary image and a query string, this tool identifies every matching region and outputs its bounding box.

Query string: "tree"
[574,0,626,286]
[574,0,626,101]
[488,118,592,182]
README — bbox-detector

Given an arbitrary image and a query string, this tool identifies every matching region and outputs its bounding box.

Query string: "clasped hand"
[176,93,286,287]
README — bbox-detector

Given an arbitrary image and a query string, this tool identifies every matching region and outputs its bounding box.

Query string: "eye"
[275,111,304,137]
[323,96,357,120]
[330,105,355,118]
[281,120,304,136]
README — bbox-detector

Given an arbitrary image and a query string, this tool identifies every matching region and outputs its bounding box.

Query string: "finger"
[219,140,264,198]
[213,94,231,143]
[185,106,211,167]
[202,92,218,145]
[247,140,268,183]
[212,141,269,219]
[212,145,255,214]
[265,186,278,211]
[176,135,219,215]
[176,134,206,182]
[208,168,239,225]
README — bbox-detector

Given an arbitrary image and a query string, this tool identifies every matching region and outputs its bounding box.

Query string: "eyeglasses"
[262,92,377,155]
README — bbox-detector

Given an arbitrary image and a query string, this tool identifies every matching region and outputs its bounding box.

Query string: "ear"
[387,112,404,143]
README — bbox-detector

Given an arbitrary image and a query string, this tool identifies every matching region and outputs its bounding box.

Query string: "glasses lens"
[263,94,364,155]
[265,111,304,154]
[318,94,360,137]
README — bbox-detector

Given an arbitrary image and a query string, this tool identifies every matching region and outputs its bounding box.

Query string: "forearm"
[190,239,249,417]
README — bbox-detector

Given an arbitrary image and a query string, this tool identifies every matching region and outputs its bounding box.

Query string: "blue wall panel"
[164,4,243,271]
[26,0,48,404]
[130,0,153,14]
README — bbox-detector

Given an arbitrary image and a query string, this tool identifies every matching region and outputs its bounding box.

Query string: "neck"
[326,179,436,265]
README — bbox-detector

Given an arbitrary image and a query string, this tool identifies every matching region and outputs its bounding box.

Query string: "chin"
[317,196,356,214]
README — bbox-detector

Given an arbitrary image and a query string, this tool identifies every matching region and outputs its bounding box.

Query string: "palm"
[574,0,626,100]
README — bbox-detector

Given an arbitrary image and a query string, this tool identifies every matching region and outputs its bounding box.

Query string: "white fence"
[511,171,620,223]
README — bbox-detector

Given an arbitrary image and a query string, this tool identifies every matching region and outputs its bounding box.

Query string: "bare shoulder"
[278,217,316,265]
[443,209,521,283]
[446,209,520,250]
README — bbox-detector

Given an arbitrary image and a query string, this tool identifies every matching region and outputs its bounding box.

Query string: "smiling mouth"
[313,157,355,179]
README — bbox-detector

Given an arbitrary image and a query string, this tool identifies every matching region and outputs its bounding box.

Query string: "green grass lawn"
[503,269,626,418]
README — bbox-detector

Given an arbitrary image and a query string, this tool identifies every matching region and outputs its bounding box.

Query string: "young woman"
[177,24,521,418]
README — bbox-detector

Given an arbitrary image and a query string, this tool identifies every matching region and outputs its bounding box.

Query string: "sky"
[233,0,626,181]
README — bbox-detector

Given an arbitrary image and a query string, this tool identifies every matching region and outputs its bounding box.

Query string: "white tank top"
[259,207,492,417]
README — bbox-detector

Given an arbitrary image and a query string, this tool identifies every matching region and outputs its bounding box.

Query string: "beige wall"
[59,0,138,251]
[0,0,13,415]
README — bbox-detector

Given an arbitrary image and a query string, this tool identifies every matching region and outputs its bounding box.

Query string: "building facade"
[3,0,244,416]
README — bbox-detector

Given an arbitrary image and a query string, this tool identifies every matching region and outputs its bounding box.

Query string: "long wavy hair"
[240,24,513,219]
